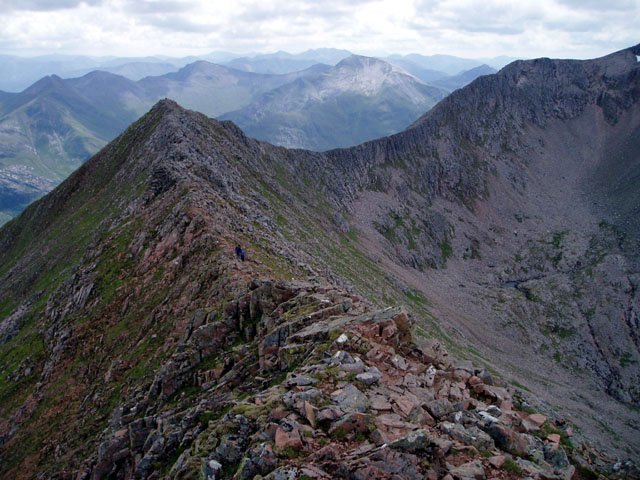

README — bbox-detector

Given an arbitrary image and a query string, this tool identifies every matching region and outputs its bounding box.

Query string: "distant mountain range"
[222,48,353,74]
[0,49,516,92]
[0,51,502,223]
[431,64,497,91]
[0,61,328,221]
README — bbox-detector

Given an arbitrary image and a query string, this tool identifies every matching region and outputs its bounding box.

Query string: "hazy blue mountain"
[223,48,352,74]
[0,54,190,92]
[138,61,331,117]
[289,48,353,64]
[383,57,449,83]
[221,55,448,150]
[0,54,100,92]
[81,62,181,81]
[388,53,482,75]
[1,51,514,92]
[0,72,148,218]
[431,64,497,91]
[0,61,333,221]
[386,53,518,75]
[478,55,520,69]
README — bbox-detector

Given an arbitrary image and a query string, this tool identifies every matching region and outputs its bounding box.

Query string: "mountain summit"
[1,44,639,478]
[221,55,447,150]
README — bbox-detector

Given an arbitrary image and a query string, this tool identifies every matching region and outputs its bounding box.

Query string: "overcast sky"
[0,0,637,59]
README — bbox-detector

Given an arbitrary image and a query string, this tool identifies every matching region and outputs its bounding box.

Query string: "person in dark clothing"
[235,245,242,259]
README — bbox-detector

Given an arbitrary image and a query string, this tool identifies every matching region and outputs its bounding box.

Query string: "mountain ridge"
[0,53,507,223]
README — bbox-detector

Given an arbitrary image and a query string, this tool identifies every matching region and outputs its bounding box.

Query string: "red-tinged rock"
[528,413,546,427]
[329,412,374,436]
[317,406,343,423]
[473,384,511,403]
[371,396,393,411]
[357,322,381,340]
[547,433,561,443]
[269,409,289,421]
[488,455,506,468]
[521,413,546,432]
[395,395,418,417]
[425,469,438,480]
[275,420,303,451]
[468,375,483,386]
[381,322,398,340]
[448,459,486,479]
[370,428,390,446]
[304,400,316,428]
[300,464,332,479]
[262,423,278,441]
[421,410,436,427]
[499,400,513,411]
[309,444,341,462]
[377,413,407,428]
[485,424,530,457]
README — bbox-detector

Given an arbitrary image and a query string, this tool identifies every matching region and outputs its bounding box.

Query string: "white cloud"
[0,0,637,59]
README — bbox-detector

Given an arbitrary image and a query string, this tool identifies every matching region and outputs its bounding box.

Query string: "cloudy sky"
[0,0,637,59]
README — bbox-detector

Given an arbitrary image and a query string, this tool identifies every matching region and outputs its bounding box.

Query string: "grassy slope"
[0,110,163,473]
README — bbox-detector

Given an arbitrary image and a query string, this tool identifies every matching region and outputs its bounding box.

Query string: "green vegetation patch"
[620,352,636,368]
[440,239,453,262]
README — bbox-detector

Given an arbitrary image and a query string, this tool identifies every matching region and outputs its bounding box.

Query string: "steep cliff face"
[318,45,640,451]
[1,44,639,478]
[316,45,640,457]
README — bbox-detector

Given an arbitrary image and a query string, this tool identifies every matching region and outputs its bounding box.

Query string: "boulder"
[331,383,369,413]
[215,434,246,464]
[388,429,434,452]
[316,406,344,423]
[275,419,304,451]
[488,455,505,468]
[236,442,278,480]
[202,459,222,479]
[303,400,316,428]
[484,424,529,457]
[448,459,485,479]
[439,422,494,451]
[544,443,575,480]
[521,413,546,432]
[425,398,455,419]
[329,412,375,437]
[356,367,382,385]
